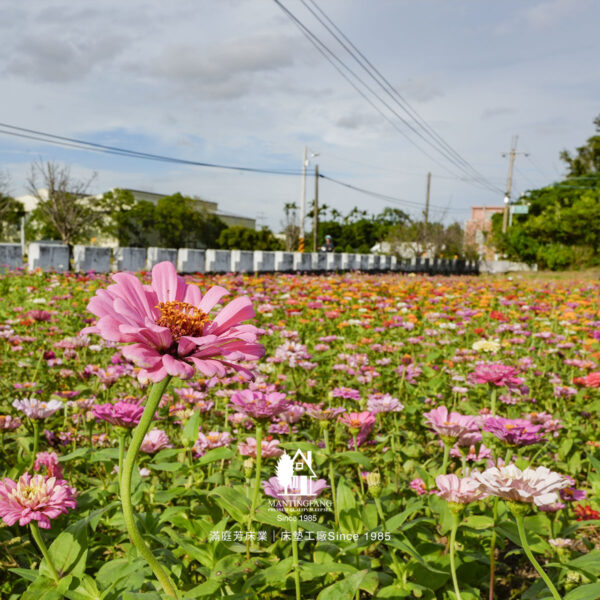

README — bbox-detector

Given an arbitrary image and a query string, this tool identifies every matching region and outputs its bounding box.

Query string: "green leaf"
[336,476,362,535]
[8,567,38,582]
[182,410,202,446]
[182,580,221,598]
[568,550,600,576]
[209,486,251,523]
[196,446,234,465]
[41,530,87,579]
[385,499,424,532]
[462,515,495,530]
[335,451,373,470]
[58,448,91,462]
[64,575,102,600]
[565,582,600,600]
[300,562,357,581]
[147,461,184,472]
[317,570,375,600]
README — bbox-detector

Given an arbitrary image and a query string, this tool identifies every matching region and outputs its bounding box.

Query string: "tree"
[26,161,99,247]
[560,114,600,177]
[0,171,25,242]
[281,202,300,251]
[217,226,283,250]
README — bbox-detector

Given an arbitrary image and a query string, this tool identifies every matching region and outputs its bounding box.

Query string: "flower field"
[1,265,600,600]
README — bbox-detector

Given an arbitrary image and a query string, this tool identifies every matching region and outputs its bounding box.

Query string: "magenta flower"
[435,474,486,504]
[423,406,478,441]
[33,452,64,479]
[410,478,428,496]
[92,400,145,428]
[331,387,361,401]
[82,261,264,382]
[194,431,234,456]
[140,429,172,454]
[471,362,522,388]
[229,389,290,421]
[238,437,283,458]
[483,417,544,447]
[559,487,587,502]
[367,393,404,414]
[0,473,77,529]
[12,398,63,420]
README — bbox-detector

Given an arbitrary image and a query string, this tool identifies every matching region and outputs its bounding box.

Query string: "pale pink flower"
[194,431,234,456]
[473,464,571,507]
[82,261,264,382]
[0,473,76,529]
[238,437,283,458]
[338,411,377,431]
[140,429,172,454]
[423,406,478,440]
[0,415,21,430]
[229,390,290,420]
[12,398,63,420]
[435,474,486,504]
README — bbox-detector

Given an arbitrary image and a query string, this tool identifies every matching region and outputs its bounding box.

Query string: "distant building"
[464,206,504,260]
[17,187,255,247]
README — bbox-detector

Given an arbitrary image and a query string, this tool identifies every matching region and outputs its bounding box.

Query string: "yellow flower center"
[156,301,210,340]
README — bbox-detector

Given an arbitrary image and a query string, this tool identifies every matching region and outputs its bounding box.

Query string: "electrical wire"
[300,0,504,195]
[0,122,303,176]
[273,0,504,196]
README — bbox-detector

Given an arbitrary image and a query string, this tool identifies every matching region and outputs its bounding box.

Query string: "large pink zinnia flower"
[435,474,486,504]
[93,400,145,428]
[229,389,290,421]
[0,473,77,529]
[82,261,264,382]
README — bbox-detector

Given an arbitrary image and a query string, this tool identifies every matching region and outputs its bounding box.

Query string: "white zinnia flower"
[472,340,501,353]
[472,464,570,507]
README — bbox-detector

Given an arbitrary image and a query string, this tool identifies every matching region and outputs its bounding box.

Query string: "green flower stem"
[30,419,40,470]
[120,376,179,599]
[490,387,497,417]
[440,443,450,476]
[488,496,499,600]
[117,430,127,486]
[30,521,59,583]
[290,517,302,600]
[392,413,400,492]
[374,496,386,528]
[515,513,562,600]
[323,428,339,525]
[449,513,462,600]
[352,433,365,496]
[248,422,263,531]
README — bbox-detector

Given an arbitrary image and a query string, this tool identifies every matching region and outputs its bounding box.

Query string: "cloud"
[481,107,517,120]
[524,0,588,29]
[148,34,298,99]
[5,34,129,83]
[336,112,382,130]
[396,78,443,103]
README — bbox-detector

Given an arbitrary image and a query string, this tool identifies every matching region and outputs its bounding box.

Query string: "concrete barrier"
[147,247,177,270]
[274,252,294,272]
[114,247,147,272]
[231,250,254,273]
[73,246,111,273]
[340,253,356,270]
[292,252,312,272]
[367,254,381,271]
[177,249,205,274]
[205,250,231,273]
[311,252,327,271]
[28,243,69,272]
[379,255,391,271]
[0,243,22,271]
[326,253,342,271]
[254,251,275,273]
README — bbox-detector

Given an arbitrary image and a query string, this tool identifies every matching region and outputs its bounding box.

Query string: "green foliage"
[217,226,283,250]
[494,115,600,269]
[0,195,25,241]
[101,191,227,248]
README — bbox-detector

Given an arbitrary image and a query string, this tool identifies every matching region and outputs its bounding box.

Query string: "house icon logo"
[275,449,318,496]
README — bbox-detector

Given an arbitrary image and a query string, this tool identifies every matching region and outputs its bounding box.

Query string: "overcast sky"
[1,0,598,232]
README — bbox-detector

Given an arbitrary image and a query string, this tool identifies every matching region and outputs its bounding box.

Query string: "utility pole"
[502,136,528,234]
[313,164,319,252]
[299,146,307,252]
[424,171,431,253]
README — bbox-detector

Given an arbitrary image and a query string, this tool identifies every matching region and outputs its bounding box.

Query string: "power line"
[300,0,504,195]
[0,122,303,176]
[273,0,504,196]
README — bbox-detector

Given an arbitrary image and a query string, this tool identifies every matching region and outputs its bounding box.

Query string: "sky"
[0,0,598,233]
